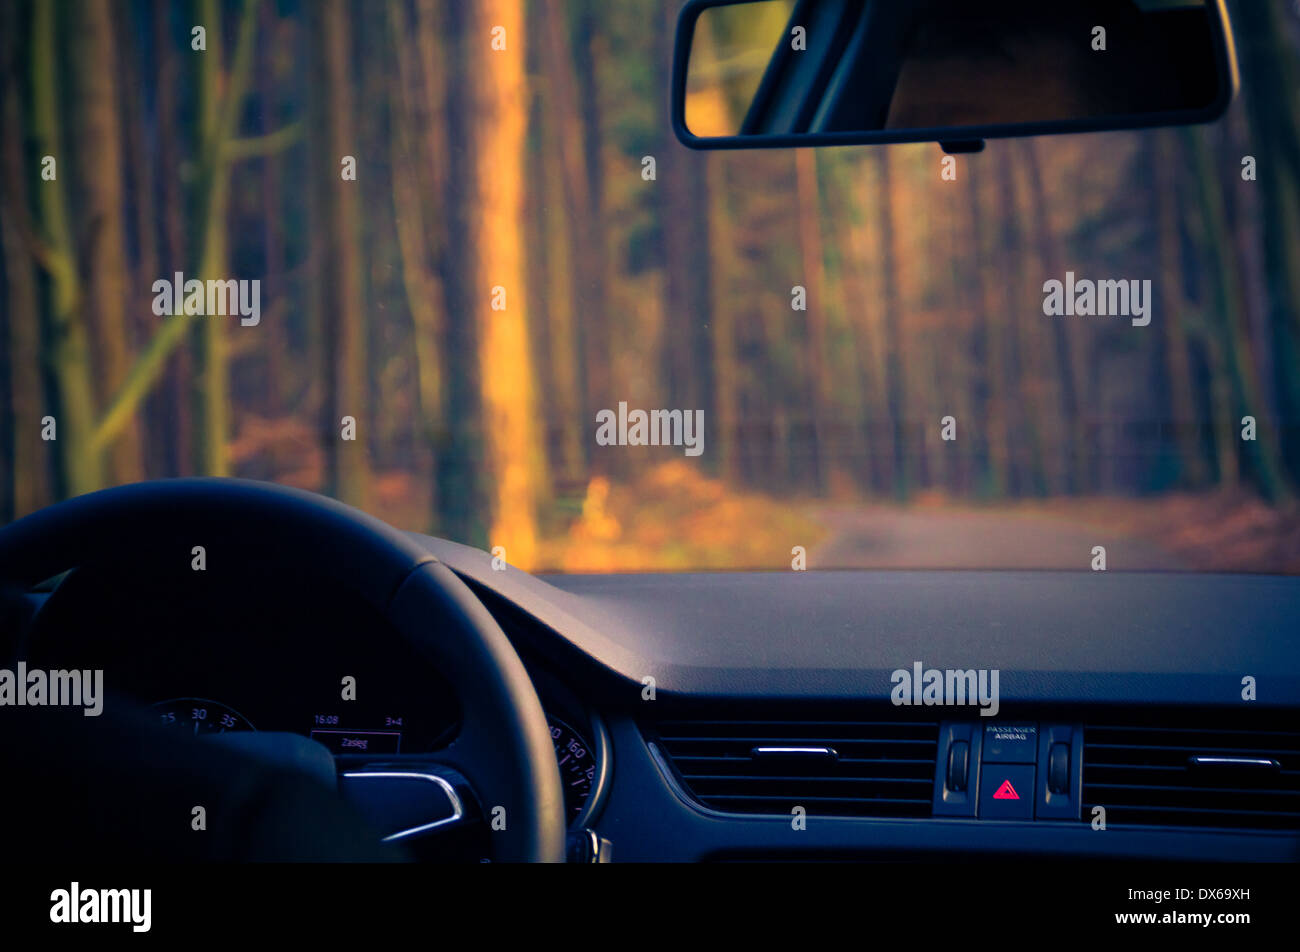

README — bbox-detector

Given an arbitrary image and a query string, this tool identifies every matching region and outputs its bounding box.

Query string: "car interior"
[0,0,1296,900]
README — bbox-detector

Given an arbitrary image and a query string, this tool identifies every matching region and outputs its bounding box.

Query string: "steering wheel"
[0,478,566,862]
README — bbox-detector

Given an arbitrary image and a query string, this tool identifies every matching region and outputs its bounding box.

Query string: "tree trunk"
[154,0,192,476]
[707,153,740,483]
[1184,127,1287,500]
[1019,140,1085,494]
[541,0,610,461]
[795,149,831,491]
[533,0,586,492]
[1152,131,1208,487]
[965,162,1009,496]
[30,0,101,497]
[310,0,369,506]
[461,0,541,567]
[388,0,447,526]
[0,3,46,515]
[1232,0,1300,487]
[71,0,143,485]
[872,149,908,499]
[193,0,230,478]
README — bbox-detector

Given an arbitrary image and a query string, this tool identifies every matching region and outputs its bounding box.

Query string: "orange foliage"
[537,461,827,572]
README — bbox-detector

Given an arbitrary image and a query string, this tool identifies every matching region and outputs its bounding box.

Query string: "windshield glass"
[1,1,1298,574]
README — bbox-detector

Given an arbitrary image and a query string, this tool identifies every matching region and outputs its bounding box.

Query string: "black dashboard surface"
[414,536,1300,708]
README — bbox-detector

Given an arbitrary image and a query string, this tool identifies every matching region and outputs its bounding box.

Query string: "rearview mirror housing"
[671,0,1238,150]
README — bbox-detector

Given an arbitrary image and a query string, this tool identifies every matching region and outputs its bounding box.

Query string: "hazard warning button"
[979,765,1035,819]
[993,779,1019,800]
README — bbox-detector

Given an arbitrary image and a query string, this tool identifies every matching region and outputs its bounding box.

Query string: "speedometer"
[548,715,596,823]
[153,698,256,735]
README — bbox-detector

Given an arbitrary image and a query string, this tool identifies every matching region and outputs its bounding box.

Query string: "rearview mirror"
[671,0,1237,150]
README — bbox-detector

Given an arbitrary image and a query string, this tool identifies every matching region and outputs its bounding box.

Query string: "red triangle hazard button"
[992,779,1020,800]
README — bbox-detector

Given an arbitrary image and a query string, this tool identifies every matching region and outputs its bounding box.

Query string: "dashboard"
[19,533,1300,863]
[423,536,1300,862]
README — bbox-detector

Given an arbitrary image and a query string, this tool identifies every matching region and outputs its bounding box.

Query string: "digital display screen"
[310,714,406,754]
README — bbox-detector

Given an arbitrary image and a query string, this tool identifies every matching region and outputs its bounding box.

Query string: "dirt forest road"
[810,504,1188,571]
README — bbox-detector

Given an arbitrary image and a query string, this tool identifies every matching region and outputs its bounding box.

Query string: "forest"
[1,0,1299,572]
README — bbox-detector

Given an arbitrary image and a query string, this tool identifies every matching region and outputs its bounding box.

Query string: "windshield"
[1,1,1297,574]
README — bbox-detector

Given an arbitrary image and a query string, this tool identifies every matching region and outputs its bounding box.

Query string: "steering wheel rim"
[0,478,567,863]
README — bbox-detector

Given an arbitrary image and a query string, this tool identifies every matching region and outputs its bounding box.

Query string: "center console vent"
[1082,718,1300,831]
[648,710,939,818]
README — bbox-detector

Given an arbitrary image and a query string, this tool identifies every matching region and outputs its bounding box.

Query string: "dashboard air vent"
[1082,721,1300,831]
[650,713,938,818]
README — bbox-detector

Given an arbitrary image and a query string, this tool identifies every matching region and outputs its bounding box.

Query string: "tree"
[0,0,46,515]
[1232,0,1300,487]
[89,0,287,475]
[29,0,101,496]
[443,0,543,566]
[306,0,369,505]
[871,149,908,499]
[71,0,143,485]
[1184,126,1288,501]
[388,0,447,522]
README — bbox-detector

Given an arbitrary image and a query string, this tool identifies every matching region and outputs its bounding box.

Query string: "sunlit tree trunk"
[453,0,542,566]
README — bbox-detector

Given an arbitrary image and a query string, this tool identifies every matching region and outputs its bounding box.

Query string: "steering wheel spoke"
[339,764,468,842]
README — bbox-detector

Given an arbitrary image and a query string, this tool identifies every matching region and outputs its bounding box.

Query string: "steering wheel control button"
[340,771,462,842]
[982,723,1038,763]
[979,765,1035,819]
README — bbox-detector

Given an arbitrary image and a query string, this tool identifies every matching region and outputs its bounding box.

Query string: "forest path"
[809,504,1188,571]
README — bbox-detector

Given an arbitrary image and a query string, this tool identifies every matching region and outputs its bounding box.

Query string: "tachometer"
[153,698,256,735]
[548,715,596,823]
